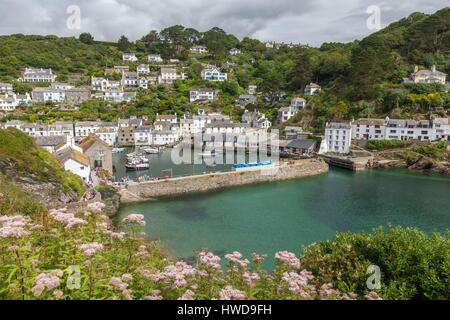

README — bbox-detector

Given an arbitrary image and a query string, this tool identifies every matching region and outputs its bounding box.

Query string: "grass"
[0,128,85,197]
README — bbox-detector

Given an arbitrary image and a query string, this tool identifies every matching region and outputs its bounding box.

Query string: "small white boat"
[125,163,150,171]
[199,150,216,157]
[112,147,125,154]
[127,157,149,163]
[143,147,160,154]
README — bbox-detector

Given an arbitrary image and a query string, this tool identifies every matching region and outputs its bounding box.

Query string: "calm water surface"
[118,168,450,266]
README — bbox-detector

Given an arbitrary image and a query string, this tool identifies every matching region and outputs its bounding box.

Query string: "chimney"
[432,65,436,73]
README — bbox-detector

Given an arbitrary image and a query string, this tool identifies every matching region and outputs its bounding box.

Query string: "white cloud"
[0,0,447,46]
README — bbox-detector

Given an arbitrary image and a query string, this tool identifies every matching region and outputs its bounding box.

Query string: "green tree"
[79,33,94,45]
[118,35,131,52]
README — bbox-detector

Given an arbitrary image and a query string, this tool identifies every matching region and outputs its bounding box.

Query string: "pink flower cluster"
[31,270,63,297]
[243,272,261,287]
[122,214,146,227]
[275,251,301,269]
[152,262,197,288]
[108,230,126,241]
[251,253,267,264]
[225,251,250,269]
[144,290,163,300]
[281,270,315,298]
[178,289,195,300]
[319,283,341,299]
[135,245,149,260]
[78,242,103,257]
[49,209,87,230]
[219,286,246,300]
[110,276,133,300]
[365,291,382,300]
[86,202,106,214]
[0,215,31,239]
[198,251,222,270]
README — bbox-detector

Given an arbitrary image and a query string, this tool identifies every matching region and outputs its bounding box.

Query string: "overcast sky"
[0,0,447,46]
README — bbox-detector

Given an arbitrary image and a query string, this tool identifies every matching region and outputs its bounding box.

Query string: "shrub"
[367,140,412,151]
[301,226,450,300]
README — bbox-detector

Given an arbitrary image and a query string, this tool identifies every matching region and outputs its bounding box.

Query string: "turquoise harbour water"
[118,168,450,266]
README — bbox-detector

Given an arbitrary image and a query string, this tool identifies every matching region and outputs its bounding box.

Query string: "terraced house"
[21,67,56,83]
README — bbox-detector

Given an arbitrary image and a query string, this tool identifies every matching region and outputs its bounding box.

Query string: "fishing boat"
[125,162,150,171]
[142,147,160,154]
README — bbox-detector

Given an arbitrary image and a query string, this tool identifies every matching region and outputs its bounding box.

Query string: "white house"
[323,122,352,154]
[134,126,153,146]
[204,123,249,135]
[16,93,32,106]
[0,82,13,93]
[190,46,209,54]
[190,88,216,103]
[432,118,450,141]
[122,53,138,62]
[0,94,18,111]
[75,120,112,139]
[202,68,227,81]
[384,119,433,142]
[91,77,122,92]
[35,135,73,154]
[351,119,386,141]
[277,106,298,124]
[122,72,139,88]
[148,54,163,63]
[31,88,65,103]
[152,131,180,146]
[55,147,91,182]
[290,97,306,109]
[104,88,124,103]
[21,68,56,83]
[47,121,75,138]
[304,83,321,96]
[155,114,178,124]
[404,65,447,85]
[137,64,150,74]
[95,127,118,146]
[159,68,179,84]
[3,120,23,130]
[228,48,241,56]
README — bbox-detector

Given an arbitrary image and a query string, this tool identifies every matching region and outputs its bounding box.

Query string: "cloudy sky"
[0,0,447,46]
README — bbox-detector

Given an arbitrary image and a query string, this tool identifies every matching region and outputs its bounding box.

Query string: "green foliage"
[413,141,450,161]
[0,177,44,215]
[79,33,94,45]
[0,128,85,197]
[367,140,413,150]
[301,226,450,300]
[118,35,131,52]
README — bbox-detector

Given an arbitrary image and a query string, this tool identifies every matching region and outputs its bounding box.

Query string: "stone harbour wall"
[120,159,329,203]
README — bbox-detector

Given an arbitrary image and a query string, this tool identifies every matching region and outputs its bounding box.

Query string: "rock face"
[121,159,329,203]
[11,178,78,209]
[98,187,121,217]
[375,158,450,175]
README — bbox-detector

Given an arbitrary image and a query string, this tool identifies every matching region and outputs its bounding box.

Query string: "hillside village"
[0,8,449,182]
